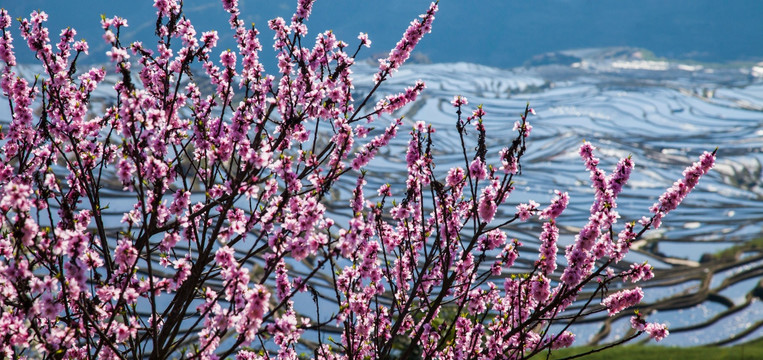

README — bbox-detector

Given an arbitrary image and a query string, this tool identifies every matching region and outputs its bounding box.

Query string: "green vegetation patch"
[530,341,763,360]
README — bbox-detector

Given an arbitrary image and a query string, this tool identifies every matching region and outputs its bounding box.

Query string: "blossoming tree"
[0,0,714,359]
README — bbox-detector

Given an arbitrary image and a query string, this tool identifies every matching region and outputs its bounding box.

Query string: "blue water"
[5,45,763,349]
[343,51,763,346]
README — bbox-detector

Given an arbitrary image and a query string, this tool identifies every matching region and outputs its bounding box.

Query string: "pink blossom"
[114,239,138,274]
[478,229,507,251]
[630,314,647,331]
[154,0,181,16]
[446,167,465,187]
[607,156,634,196]
[470,105,485,119]
[650,150,716,228]
[220,49,236,68]
[106,46,129,62]
[499,147,518,174]
[537,221,559,275]
[221,0,238,12]
[377,2,437,77]
[645,322,669,341]
[625,262,654,283]
[516,200,539,221]
[513,120,531,137]
[539,190,569,220]
[377,183,392,197]
[73,39,88,54]
[451,95,468,107]
[0,9,11,29]
[358,32,371,48]
[0,1,698,356]
[375,81,426,116]
[292,0,316,21]
[160,232,180,253]
[478,185,497,223]
[602,287,644,315]
[1,180,32,212]
[531,276,550,303]
[549,331,574,349]
[469,158,487,180]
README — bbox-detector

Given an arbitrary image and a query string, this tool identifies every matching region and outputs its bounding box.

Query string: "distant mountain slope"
[6,0,763,69]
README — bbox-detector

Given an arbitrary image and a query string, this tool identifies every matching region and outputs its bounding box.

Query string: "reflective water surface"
[348,49,763,346]
[4,47,763,347]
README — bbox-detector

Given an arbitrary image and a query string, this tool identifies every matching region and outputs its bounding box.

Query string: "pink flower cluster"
[631,313,669,342]
[647,150,716,229]
[376,2,438,81]
[602,287,644,315]
[0,0,717,358]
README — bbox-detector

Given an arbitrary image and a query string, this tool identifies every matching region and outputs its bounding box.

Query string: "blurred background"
[8,0,763,67]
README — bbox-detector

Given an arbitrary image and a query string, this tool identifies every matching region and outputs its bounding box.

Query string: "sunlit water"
[3,47,763,348]
[348,48,763,347]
